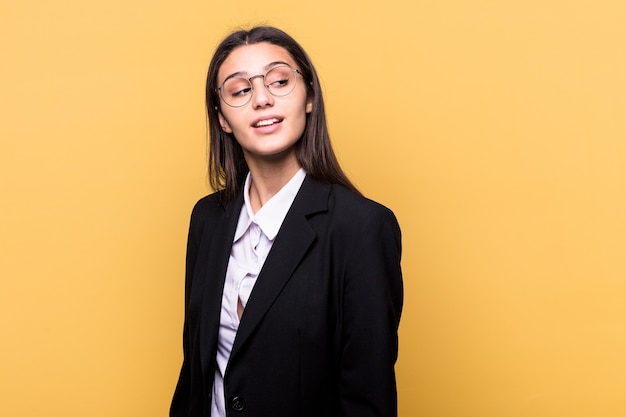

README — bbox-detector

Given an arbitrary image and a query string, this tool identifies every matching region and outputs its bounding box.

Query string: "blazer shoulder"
[328,184,398,224]
[323,184,401,248]
[186,191,233,239]
[192,191,223,209]
[190,191,226,218]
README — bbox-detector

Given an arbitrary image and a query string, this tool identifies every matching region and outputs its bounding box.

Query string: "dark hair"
[205,26,360,202]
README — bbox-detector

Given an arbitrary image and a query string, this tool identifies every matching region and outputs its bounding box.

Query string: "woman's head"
[206,26,358,201]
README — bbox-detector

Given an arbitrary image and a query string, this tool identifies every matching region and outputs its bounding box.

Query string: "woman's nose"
[250,77,274,108]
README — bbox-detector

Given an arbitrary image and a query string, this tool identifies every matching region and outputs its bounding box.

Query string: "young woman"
[171,26,403,417]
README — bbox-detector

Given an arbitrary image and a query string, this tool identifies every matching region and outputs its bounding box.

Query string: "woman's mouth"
[253,117,283,128]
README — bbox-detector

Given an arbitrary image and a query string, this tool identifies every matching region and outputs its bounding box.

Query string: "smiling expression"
[217,42,313,165]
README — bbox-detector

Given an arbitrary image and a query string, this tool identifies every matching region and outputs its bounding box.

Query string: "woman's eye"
[232,87,252,97]
[269,78,289,88]
[224,78,252,97]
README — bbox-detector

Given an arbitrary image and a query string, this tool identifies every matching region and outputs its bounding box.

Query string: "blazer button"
[230,396,246,412]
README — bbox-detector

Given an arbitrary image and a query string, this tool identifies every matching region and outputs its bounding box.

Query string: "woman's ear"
[217,112,233,133]
[306,96,313,114]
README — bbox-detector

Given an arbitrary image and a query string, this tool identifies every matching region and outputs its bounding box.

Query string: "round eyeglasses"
[217,64,303,108]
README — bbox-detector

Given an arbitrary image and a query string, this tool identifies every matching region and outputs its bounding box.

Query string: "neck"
[246,155,301,213]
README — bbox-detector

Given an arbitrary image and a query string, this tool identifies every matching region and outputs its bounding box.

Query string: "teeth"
[255,118,280,127]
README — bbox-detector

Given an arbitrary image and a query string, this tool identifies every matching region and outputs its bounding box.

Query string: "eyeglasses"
[217,64,303,108]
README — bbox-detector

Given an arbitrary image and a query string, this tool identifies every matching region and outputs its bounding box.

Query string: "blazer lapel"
[198,191,244,375]
[229,176,330,361]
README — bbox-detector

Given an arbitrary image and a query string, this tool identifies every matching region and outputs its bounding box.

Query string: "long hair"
[205,26,360,202]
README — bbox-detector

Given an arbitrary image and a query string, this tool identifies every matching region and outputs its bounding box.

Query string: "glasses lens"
[265,66,297,97]
[219,66,298,107]
[221,78,252,107]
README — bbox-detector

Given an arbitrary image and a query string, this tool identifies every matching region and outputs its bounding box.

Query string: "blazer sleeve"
[339,205,403,417]
[170,202,204,417]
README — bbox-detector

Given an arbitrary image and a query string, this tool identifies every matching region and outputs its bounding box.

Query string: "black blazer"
[171,175,403,417]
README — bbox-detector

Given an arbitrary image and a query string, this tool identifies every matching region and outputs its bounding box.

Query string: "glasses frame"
[216,64,303,108]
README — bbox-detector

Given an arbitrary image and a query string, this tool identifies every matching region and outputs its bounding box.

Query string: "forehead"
[218,42,297,81]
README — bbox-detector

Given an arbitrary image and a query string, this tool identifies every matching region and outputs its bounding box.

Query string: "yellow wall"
[1,1,625,416]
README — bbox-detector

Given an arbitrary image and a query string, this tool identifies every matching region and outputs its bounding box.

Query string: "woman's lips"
[253,117,282,128]
[252,117,284,134]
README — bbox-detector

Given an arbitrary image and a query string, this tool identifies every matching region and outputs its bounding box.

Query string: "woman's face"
[216,42,312,164]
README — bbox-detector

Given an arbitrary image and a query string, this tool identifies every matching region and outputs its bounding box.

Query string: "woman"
[171,26,403,417]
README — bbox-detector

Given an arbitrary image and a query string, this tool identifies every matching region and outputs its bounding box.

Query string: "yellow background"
[1,0,625,416]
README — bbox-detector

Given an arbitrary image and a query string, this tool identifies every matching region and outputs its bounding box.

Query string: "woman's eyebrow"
[265,60,291,70]
[223,70,248,83]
